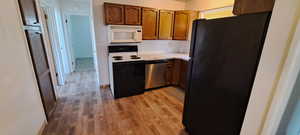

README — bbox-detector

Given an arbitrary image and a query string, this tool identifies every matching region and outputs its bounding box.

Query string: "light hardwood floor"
[43,71,187,135]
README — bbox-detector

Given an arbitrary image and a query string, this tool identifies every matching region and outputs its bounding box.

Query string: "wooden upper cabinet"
[173,10,199,40]
[104,3,125,25]
[142,8,159,40]
[158,10,174,40]
[125,5,142,25]
[18,0,40,26]
[233,0,275,15]
[173,11,190,40]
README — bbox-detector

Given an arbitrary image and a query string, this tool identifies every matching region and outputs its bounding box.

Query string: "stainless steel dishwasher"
[145,60,170,89]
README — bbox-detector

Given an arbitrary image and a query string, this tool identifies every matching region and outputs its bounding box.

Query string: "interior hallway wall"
[240,0,300,134]
[0,0,46,135]
[70,15,94,59]
[92,0,188,85]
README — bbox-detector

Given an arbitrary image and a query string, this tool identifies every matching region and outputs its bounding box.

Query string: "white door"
[42,7,65,85]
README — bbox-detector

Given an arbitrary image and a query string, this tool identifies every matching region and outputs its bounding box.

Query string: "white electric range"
[108,45,145,97]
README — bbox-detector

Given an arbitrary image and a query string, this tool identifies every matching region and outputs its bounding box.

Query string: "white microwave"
[108,25,142,43]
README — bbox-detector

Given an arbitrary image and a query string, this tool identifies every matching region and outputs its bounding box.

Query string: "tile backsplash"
[138,40,190,54]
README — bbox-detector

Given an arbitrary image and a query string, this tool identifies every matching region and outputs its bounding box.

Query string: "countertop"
[139,52,190,61]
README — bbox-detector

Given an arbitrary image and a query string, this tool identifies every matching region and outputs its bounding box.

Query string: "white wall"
[50,0,92,74]
[69,15,94,59]
[92,0,189,85]
[60,0,90,15]
[0,0,47,135]
[240,0,300,134]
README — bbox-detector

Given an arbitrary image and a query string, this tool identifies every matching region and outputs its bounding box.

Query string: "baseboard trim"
[38,120,47,135]
[100,84,110,89]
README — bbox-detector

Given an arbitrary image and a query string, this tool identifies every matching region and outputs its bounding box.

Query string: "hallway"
[43,71,187,135]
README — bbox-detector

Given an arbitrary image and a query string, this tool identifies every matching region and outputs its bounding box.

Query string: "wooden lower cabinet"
[179,60,188,89]
[171,60,180,85]
[170,59,188,90]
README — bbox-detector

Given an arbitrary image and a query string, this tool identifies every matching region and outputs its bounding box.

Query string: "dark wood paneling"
[25,30,56,119]
[125,5,142,25]
[18,0,40,26]
[142,8,159,40]
[104,3,125,25]
[233,0,275,15]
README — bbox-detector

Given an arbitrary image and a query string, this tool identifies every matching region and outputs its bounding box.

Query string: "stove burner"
[113,56,123,60]
[114,58,123,60]
[113,56,122,59]
[130,55,141,59]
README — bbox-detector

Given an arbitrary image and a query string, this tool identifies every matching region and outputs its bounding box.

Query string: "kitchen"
[99,0,274,134]
[4,0,300,134]
[18,0,277,134]
[103,1,236,97]
[104,3,198,98]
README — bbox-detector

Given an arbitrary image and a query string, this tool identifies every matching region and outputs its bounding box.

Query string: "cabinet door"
[173,11,190,40]
[18,0,40,26]
[125,5,142,25]
[104,3,124,25]
[142,8,159,40]
[233,0,275,15]
[158,10,174,40]
[172,59,181,85]
[179,60,188,90]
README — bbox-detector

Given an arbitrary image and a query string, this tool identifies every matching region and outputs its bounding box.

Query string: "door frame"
[16,0,58,120]
[62,12,96,71]
[41,6,65,86]
[62,14,76,72]
[34,0,59,97]
[260,19,300,135]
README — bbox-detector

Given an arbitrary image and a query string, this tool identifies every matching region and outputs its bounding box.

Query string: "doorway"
[38,0,99,98]
[68,15,95,72]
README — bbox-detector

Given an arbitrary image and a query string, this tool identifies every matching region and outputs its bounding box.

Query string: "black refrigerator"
[182,12,271,135]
